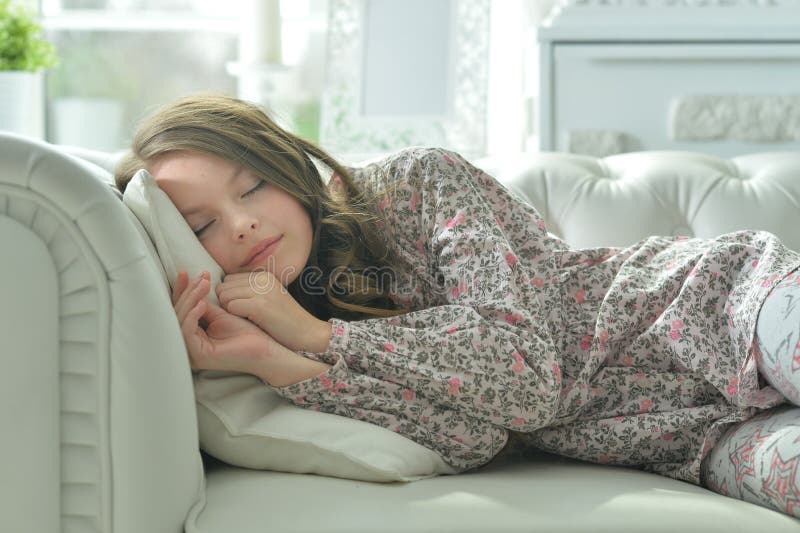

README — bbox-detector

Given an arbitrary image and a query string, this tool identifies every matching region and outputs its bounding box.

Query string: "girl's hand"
[171,270,286,376]
[215,270,332,353]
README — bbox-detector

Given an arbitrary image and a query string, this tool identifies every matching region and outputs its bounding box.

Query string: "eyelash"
[193,181,267,236]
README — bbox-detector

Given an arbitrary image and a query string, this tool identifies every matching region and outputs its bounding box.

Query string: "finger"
[200,298,228,322]
[174,275,202,321]
[225,297,256,320]
[218,280,267,303]
[182,300,206,368]
[175,277,209,325]
[172,270,188,306]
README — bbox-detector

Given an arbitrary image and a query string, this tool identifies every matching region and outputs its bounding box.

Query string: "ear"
[327,173,344,194]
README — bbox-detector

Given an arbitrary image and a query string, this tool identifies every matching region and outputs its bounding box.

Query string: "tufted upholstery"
[477,151,800,251]
[3,134,800,533]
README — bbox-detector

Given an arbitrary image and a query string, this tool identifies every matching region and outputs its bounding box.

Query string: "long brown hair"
[115,93,412,321]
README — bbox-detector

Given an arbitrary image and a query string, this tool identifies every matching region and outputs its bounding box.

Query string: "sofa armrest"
[0,133,204,533]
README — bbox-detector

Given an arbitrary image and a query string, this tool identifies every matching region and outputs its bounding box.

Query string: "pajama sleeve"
[270,147,564,470]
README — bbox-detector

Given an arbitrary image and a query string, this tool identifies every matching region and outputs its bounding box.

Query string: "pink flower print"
[402,389,415,401]
[536,220,546,229]
[575,289,586,304]
[448,377,461,395]
[505,252,517,267]
[598,330,609,352]
[580,335,592,351]
[451,280,468,299]
[320,374,347,393]
[552,363,561,384]
[531,277,544,288]
[640,398,653,413]
[495,215,505,228]
[443,153,455,164]
[510,417,525,426]
[446,212,467,228]
[378,196,391,211]
[597,455,611,464]
[669,329,682,341]
[504,312,524,325]
[511,351,525,374]
[383,342,395,352]
[409,190,419,213]
[334,326,344,337]
[727,376,739,397]
[447,327,457,334]
[613,416,624,422]
[752,260,759,268]
[662,432,674,441]
[415,239,424,255]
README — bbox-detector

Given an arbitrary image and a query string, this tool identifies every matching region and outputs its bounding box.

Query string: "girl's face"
[151,150,313,284]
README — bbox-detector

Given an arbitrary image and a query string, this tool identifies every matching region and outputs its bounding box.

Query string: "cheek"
[201,239,228,268]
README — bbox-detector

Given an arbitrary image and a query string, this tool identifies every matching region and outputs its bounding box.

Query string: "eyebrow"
[180,165,246,217]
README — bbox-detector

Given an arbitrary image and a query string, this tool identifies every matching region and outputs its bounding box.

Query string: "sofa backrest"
[477,150,800,252]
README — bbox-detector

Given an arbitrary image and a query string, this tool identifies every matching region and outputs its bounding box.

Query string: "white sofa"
[3,131,800,532]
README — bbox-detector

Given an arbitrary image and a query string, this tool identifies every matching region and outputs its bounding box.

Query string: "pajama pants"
[701,272,800,519]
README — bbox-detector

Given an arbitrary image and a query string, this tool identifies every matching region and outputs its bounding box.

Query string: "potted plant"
[47,32,137,151]
[0,0,57,138]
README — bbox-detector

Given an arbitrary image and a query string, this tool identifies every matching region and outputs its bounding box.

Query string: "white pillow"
[121,168,459,481]
[122,168,225,305]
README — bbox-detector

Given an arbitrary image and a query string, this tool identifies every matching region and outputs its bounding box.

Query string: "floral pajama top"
[272,147,800,486]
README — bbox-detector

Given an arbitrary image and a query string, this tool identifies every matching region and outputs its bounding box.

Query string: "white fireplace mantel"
[540,0,800,40]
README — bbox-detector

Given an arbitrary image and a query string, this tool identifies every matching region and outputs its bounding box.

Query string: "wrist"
[254,342,331,388]
[303,319,332,353]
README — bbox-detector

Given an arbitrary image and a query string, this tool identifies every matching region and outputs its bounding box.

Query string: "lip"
[242,236,283,267]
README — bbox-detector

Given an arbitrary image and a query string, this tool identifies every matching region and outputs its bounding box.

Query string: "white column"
[239,0,282,65]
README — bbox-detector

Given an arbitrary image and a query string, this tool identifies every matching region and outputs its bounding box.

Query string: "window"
[39,0,327,151]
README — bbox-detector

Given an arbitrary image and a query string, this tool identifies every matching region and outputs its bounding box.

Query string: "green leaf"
[0,0,58,72]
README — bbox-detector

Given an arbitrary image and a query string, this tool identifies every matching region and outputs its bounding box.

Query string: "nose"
[234,215,259,240]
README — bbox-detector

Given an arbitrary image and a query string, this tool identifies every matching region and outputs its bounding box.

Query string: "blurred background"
[6,0,799,161]
[9,0,555,160]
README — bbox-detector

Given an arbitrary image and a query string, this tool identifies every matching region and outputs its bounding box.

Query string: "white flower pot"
[52,97,125,152]
[0,71,44,139]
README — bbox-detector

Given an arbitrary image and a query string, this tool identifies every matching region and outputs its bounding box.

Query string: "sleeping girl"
[114,93,800,519]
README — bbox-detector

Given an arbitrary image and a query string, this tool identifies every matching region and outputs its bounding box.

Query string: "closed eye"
[192,181,268,237]
[243,180,267,198]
